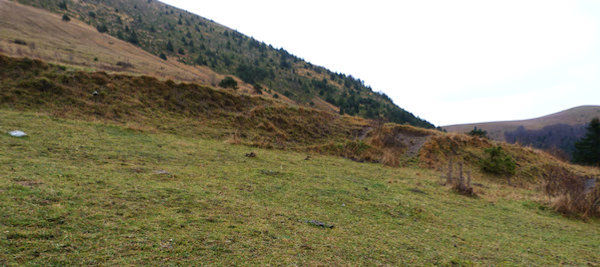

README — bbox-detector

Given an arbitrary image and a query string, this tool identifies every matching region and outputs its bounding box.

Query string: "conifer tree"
[166,40,174,52]
[573,118,600,165]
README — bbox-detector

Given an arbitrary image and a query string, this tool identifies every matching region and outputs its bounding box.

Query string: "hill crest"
[11,0,435,128]
[443,105,600,140]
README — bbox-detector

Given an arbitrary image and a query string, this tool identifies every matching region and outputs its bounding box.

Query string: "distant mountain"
[11,0,435,128]
[444,106,600,139]
[444,106,600,160]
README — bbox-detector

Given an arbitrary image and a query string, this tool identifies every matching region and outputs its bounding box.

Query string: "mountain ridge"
[12,0,435,128]
[443,105,600,140]
[0,0,301,102]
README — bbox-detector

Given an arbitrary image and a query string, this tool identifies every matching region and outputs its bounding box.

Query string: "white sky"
[160,0,600,126]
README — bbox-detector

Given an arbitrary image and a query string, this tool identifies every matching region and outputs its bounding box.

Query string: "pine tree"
[166,40,174,52]
[128,30,139,44]
[573,118,600,166]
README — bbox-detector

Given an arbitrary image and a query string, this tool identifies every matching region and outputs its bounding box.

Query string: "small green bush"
[253,84,263,94]
[480,146,516,176]
[218,76,237,89]
[96,24,108,33]
[468,126,488,138]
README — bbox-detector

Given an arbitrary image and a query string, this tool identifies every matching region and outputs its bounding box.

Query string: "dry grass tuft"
[541,164,600,218]
[381,149,400,167]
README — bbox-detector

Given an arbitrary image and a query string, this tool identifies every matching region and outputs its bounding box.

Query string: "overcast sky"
[160,0,600,126]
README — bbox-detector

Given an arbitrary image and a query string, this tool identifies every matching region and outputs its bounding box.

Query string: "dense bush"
[235,63,272,84]
[468,127,488,138]
[218,76,237,89]
[480,146,516,176]
[128,31,139,45]
[253,84,263,94]
[96,24,108,33]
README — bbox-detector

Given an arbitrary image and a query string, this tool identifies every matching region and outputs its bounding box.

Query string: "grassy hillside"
[13,0,435,128]
[2,54,596,182]
[444,105,600,140]
[0,0,283,97]
[1,109,599,265]
[1,52,599,264]
[0,54,438,166]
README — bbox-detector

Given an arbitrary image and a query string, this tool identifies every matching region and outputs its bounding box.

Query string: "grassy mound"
[0,55,433,164]
[2,54,598,218]
[420,133,598,186]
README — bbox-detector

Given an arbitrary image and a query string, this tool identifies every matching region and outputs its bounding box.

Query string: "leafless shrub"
[542,164,600,218]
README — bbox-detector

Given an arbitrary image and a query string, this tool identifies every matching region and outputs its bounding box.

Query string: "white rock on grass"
[8,130,27,137]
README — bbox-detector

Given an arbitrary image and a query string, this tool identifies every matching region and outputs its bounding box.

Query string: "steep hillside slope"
[0,0,270,96]
[13,0,435,128]
[444,106,600,140]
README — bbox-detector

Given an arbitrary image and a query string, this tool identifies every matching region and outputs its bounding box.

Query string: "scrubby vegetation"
[542,164,600,218]
[480,146,516,177]
[467,126,487,138]
[0,55,429,164]
[218,76,238,89]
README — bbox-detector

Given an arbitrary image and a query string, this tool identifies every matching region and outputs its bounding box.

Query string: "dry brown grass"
[541,164,600,218]
[0,0,262,96]
[420,132,600,187]
[310,96,340,113]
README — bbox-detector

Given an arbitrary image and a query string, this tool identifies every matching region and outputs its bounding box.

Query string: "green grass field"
[1,109,599,265]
